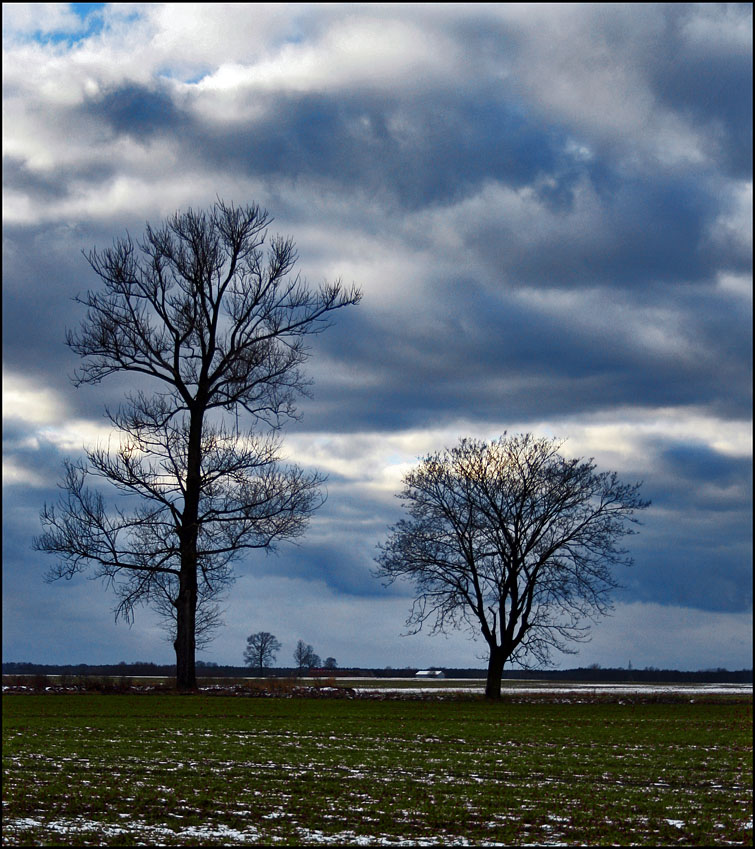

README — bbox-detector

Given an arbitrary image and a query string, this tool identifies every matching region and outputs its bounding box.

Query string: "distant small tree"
[294,640,308,672]
[375,433,649,700]
[244,631,281,676]
[323,656,338,670]
[294,640,320,673]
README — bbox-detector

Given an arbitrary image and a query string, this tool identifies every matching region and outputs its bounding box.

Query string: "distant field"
[5,673,752,696]
[3,692,752,846]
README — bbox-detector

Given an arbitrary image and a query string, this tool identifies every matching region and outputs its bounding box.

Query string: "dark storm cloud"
[616,440,752,612]
[649,7,753,178]
[82,81,187,140]
[621,518,752,613]
[67,71,748,311]
[248,541,389,600]
[5,63,750,433]
[649,442,753,519]
[2,221,138,394]
[3,156,76,202]
[94,84,570,211]
[241,90,565,209]
[661,442,751,489]
[469,172,741,290]
[302,272,751,433]
[3,226,85,378]
[2,421,69,484]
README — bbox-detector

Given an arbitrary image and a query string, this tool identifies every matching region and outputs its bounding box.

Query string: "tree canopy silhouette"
[244,631,282,676]
[35,200,361,690]
[375,433,650,699]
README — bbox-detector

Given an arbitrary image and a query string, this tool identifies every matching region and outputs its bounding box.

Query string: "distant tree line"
[0,661,371,679]
[242,632,339,676]
[2,662,751,683]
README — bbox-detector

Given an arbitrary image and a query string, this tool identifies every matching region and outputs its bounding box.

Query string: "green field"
[2,692,752,846]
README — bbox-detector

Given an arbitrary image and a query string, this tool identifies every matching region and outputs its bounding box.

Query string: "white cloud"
[2,372,69,425]
[284,408,752,508]
[1,372,131,458]
[488,4,714,168]
[4,4,464,114]
[681,3,753,54]
[514,284,701,364]
[145,3,298,72]
[2,3,85,37]
[37,419,124,454]
[3,166,239,227]
[401,176,611,289]
[2,458,47,488]
[522,407,753,471]
[717,272,753,301]
[188,10,463,96]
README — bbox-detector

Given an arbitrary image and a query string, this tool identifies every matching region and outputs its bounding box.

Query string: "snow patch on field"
[4,816,518,846]
[4,817,264,844]
[352,681,753,696]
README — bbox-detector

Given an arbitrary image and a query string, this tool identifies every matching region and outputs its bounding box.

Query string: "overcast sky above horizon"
[3,3,752,672]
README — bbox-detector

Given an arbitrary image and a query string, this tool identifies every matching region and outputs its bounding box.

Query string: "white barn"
[415,669,445,679]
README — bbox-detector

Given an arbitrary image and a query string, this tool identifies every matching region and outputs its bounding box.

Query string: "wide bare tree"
[35,200,360,690]
[374,433,650,699]
[244,631,282,676]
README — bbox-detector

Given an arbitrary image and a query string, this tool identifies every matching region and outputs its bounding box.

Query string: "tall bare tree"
[35,200,360,690]
[374,434,650,699]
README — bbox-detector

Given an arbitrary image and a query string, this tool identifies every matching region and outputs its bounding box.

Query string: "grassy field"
[2,691,752,846]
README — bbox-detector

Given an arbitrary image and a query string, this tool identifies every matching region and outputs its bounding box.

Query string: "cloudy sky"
[3,3,752,672]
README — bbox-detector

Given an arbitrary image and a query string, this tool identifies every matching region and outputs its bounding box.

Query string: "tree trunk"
[174,566,197,690]
[485,647,505,700]
[175,408,203,692]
